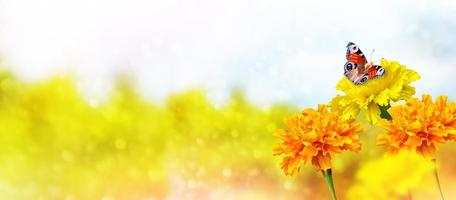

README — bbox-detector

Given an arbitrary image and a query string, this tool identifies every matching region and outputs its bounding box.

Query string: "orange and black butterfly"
[344,42,385,85]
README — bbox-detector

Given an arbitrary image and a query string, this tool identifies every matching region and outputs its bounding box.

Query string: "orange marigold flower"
[273,104,364,175]
[377,94,456,159]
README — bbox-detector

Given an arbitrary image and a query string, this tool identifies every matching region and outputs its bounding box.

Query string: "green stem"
[432,159,445,200]
[378,104,392,120]
[322,168,337,200]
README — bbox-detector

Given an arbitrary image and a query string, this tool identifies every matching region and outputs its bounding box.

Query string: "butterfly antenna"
[369,49,375,63]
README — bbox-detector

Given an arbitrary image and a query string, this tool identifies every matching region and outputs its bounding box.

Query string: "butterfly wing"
[346,42,367,65]
[353,64,386,85]
[344,42,385,85]
[344,42,367,83]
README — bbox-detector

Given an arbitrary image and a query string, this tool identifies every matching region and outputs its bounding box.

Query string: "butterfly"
[343,42,385,85]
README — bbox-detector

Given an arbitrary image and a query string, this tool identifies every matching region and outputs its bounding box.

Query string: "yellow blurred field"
[0,70,454,200]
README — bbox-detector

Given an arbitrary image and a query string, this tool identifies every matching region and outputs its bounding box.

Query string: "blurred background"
[0,0,455,199]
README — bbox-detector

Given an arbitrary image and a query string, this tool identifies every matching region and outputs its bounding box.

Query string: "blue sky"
[0,0,455,107]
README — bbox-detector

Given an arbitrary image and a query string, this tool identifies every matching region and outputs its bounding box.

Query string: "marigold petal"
[364,103,381,125]
[331,59,420,124]
[302,146,318,164]
[399,85,416,100]
[281,156,302,176]
[312,153,332,171]
[377,95,455,159]
[436,96,447,110]
[417,143,436,158]
[274,104,364,173]
[404,135,422,147]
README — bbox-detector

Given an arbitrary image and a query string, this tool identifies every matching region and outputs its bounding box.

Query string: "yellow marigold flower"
[347,151,434,200]
[273,104,364,175]
[330,59,420,124]
[377,94,456,159]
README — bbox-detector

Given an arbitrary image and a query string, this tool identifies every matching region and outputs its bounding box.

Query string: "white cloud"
[0,0,455,107]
